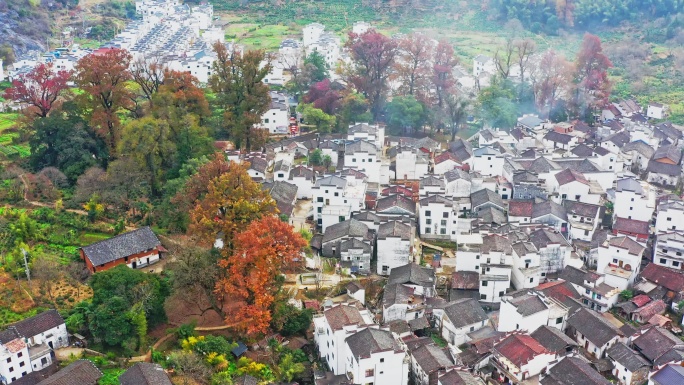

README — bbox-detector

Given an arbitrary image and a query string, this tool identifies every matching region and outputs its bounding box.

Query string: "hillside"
[0,0,52,64]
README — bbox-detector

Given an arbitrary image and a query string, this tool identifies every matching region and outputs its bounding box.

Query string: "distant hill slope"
[0,0,53,64]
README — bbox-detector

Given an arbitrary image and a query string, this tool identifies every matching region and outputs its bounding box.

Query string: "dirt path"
[18,174,89,216]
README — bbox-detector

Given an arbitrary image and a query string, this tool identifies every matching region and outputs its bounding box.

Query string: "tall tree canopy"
[345,29,398,119]
[3,63,71,118]
[216,216,306,337]
[29,102,106,183]
[73,48,134,156]
[189,161,276,250]
[393,33,434,100]
[573,33,612,118]
[209,43,272,150]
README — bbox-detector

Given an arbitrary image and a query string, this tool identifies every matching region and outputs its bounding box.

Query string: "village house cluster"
[225,89,684,385]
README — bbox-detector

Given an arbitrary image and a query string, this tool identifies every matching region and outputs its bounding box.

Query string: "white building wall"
[656,206,684,233]
[346,344,409,385]
[472,155,504,177]
[377,237,412,275]
[614,190,655,222]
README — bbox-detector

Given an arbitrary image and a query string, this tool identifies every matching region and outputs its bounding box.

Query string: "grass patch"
[430,332,448,348]
[78,232,111,245]
[0,113,20,131]
[97,368,125,385]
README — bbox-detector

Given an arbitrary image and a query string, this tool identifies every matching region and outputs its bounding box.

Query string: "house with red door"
[80,227,166,273]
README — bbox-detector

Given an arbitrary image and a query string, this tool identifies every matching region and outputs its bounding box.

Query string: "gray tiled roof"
[383,283,415,307]
[442,299,488,329]
[37,360,102,385]
[647,159,682,176]
[653,144,682,164]
[267,181,298,205]
[507,294,548,316]
[378,220,412,240]
[324,304,366,331]
[481,234,513,254]
[376,194,416,215]
[345,140,377,155]
[419,194,453,207]
[388,263,435,287]
[420,175,445,188]
[544,131,573,144]
[562,200,602,218]
[476,207,506,225]
[528,228,569,250]
[621,141,655,159]
[10,309,64,339]
[81,227,161,267]
[530,325,577,354]
[532,200,568,221]
[567,308,620,347]
[411,344,454,374]
[438,369,485,385]
[444,168,471,183]
[315,175,347,188]
[541,356,610,385]
[615,178,643,193]
[633,326,684,363]
[345,328,399,358]
[119,363,172,385]
[606,343,649,372]
[289,165,315,181]
[471,189,504,209]
[322,219,370,243]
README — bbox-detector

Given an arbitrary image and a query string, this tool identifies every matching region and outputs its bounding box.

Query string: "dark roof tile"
[81,227,161,266]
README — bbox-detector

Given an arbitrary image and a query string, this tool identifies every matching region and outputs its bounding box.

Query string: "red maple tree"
[3,63,71,118]
[215,216,306,336]
[73,48,134,155]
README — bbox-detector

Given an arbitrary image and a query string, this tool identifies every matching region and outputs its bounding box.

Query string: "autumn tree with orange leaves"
[189,160,276,251]
[73,48,134,156]
[216,216,306,336]
[3,63,71,119]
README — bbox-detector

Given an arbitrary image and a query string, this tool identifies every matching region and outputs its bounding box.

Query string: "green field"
[0,113,19,131]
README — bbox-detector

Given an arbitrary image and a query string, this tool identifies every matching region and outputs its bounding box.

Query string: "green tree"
[385,95,426,134]
[299,103,335,132]
[29,102,106,183]
[304,51,329,83]
[271,303,313,336]
[322,155,333,170]
[209,43,271,150]
[277,353,305,382]
[118,116,177,197]
[478,79,518,129]
[309,149,323,166]
[88,265,170,348]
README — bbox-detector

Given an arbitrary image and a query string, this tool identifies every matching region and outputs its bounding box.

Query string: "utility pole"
[22,248,31,288]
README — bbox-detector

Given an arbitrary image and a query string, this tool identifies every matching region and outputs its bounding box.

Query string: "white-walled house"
[382,283,425,323]
[377,221,414,275]
[410,344,456,385]
[647,103,667,120]
[395,147,429,180]
[563,201,603,242]
[472,146,505,177]
[344,328,409,385]
[0,310,69,383]
[566,308,621,359]
[597,236,645,290]
[606,343,650,385]
[259,91,290,134]
[498,292,568,333]
[435,299,489,347]
[551,169,592,204]
[655,199,684,233]
[289,166,315,199]
[313,304,375,375]
[433,152,462,175]
[559,266,620,313]
[345,140,382,184]
[443,169,472,199]
[418,194,457,240]
[388,263,436,298]
[313,175,365,231]
[613,178,656,222]
[479,264,511,304]
[347,123,385,151]
[511,241,542,290]
[490,333,556,383]
[654,232,684,270]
